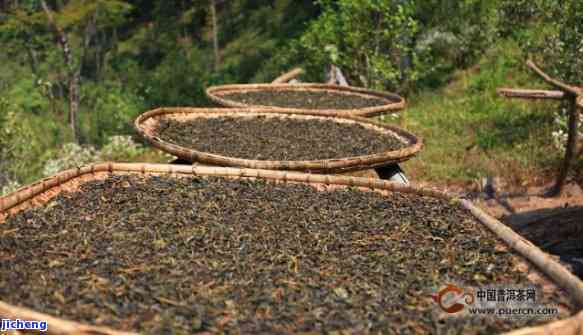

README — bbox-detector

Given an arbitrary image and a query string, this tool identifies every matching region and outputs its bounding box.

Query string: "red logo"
[432,284,475,313]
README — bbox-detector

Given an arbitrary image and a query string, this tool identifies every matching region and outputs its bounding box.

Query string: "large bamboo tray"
[1,163,583,334]
[134,108,422,173]
[205,83,406,117]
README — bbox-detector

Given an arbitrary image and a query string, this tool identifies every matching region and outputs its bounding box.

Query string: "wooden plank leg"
[547,96,580,197]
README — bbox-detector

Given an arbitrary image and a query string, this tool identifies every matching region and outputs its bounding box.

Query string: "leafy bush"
[293,0,501,91]
[551,107,583,151]
[134,49,212,108]
[499,0,582,83]
[0,99,61,184]
[413,0,500,87]
[296,0,419,91]
[42,143,99,177]
[99,135,145,161]
[7,78,49,115]
[81,82,146,145]
[1,180,22,197]
[536,1,582,83]
[42,135,146,177]
[500,0,582,152]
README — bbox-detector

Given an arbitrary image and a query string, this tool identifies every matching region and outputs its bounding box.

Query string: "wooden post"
[548,96,580,196]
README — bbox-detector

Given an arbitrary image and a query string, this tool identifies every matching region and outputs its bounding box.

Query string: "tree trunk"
[24,42,39,75]
[68,72,80,142]
[80,13,96,79]
[40,0,80,143]
[210,0,220,71]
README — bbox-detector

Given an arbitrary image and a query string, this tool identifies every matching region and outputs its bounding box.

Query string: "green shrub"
[99,135,145,161]
[295,0,419,91]
[499,0,582,83]
[292,0,501,92]
[7,78,49,115]
[0,100,61,184]
[135,49,212,108]
[499,0,582,153]
[1,180,22,197]
[42,135,147,177]
[81,82,146,145]
[42,142,99,177]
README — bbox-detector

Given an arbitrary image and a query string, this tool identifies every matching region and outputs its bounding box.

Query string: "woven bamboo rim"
[1,163,583,334]
[504,310,583,335]
[134,107,423,173]
[205,83,406,117]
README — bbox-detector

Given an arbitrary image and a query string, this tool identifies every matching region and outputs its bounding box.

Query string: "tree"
[0,1,50,76]
[297,0,419,91]
[538,0,582,83]
[38,0,131,143]
[209,0,220,71]
[499,0,582,82]
[0,0,132,143]
[40,0,81,142]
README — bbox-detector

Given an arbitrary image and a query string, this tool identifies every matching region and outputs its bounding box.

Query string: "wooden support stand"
[498,61,582,197]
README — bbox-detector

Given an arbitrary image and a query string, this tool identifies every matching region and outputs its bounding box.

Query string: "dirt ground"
[414,178,583,279]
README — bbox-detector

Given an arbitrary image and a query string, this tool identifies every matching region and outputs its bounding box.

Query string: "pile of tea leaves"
[0,175,570,334]
[219,90,388,110]
[155,116,406,160]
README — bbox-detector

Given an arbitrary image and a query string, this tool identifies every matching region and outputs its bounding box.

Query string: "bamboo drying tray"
[205,83,406,117]
[1,163,583,335]
[134,107,422,173]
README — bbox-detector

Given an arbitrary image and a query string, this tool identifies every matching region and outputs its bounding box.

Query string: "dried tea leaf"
[0,175,571,334]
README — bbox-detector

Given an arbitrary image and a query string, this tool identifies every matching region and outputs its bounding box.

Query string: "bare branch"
[526,60,581,96]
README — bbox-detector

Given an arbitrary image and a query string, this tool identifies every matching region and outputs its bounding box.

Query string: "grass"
[394,40,564,189]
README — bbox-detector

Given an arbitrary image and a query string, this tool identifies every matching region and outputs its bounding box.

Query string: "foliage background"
[0,0,580,193]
